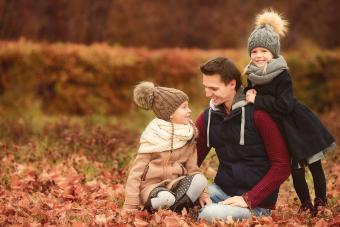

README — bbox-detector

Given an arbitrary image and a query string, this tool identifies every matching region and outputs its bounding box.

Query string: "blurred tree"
[0,0,339,48]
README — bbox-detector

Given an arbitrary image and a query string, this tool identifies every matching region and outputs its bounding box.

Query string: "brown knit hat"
[133,81,189,121]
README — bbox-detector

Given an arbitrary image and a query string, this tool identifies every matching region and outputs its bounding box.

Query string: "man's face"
[202,74,236,106]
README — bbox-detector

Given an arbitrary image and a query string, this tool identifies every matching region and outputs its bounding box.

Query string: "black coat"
[247,70,335,162]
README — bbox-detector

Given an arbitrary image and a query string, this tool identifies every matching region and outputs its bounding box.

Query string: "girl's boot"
[299,200,314,215]
[313,197,327,216]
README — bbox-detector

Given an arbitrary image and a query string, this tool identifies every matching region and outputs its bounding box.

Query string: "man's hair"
[200,57,241,90]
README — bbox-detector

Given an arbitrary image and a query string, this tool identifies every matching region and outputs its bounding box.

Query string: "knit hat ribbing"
[247,9,288,57]
[133,82,188,121]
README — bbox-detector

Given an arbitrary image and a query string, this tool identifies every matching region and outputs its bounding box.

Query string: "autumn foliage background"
[0,1,339,226]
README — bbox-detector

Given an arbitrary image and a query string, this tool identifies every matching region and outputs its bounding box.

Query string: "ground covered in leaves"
[0,109,339,226]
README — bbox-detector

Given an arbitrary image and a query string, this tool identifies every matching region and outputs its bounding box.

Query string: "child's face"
[250,47,273,67]
[170,101,192,125]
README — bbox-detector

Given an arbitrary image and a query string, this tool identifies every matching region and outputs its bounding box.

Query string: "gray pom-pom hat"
[248,9,288,58]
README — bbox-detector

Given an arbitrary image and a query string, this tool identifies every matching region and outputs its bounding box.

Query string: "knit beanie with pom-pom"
[133,82,188,121]
[248,9,288,58]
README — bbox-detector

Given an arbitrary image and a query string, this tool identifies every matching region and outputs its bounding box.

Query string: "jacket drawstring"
[207,108,212,148]
[240,107,245,145]
[171,122,174,152]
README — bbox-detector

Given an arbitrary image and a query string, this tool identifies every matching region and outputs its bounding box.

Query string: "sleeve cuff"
[122,204,140,210]
[124,196,140,208]
[242,193,254,210]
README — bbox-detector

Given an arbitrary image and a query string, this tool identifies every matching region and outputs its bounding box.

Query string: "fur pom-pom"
[133,81,155,110]
[255,9,288,37]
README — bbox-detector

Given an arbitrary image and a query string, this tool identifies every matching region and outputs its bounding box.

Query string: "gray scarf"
[246,55,288,85]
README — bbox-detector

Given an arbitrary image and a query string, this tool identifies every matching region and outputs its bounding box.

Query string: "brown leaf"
[133,218,149,227]
[72,221,85,227]
[315,218,327,227]
[154,212,162,224]
[163,216,181,227]
[328,215,340,226]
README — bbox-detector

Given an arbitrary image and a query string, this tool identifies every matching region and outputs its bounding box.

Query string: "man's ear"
[229,80,236,89]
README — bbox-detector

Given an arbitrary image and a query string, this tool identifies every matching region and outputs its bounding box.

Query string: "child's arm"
[184,144,201,175]
[254,73,296,115]
[123,153,151,210]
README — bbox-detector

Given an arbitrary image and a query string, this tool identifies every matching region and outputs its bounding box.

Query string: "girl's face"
[170,101,192,125]
[250,47,274,67]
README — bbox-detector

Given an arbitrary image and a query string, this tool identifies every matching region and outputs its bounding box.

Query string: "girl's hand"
[199,192,212,207]
[218,196,248,208]
[246,89,257,95]
[246,89,257,103]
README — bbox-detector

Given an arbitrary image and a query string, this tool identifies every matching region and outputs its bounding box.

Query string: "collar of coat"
[207,87,248,147]
[209,86,248,112]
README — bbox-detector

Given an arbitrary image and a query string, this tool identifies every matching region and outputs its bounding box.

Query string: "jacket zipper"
[179,163,186,176]
[141,164,149,181]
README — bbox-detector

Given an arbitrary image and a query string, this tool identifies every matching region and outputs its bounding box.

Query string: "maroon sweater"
[195,109,290,209]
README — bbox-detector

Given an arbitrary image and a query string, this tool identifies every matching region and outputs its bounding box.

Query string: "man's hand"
[218,196,248,208]
[246,89,257,104]
[199,192,212,207]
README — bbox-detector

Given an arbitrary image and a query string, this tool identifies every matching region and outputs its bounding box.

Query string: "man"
[196,57,290,222]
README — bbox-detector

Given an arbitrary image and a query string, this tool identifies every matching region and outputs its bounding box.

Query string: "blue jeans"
[198,183,271,222]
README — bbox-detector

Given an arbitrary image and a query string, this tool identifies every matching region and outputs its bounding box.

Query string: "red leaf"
[315,218,327,227]
[133,218,149,227]
[328,215,340,227]
[163,216,181,227]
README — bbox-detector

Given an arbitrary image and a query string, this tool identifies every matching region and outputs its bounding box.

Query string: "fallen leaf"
[95,214,107,226]
[315,218,327,227]
[133,218,149,227]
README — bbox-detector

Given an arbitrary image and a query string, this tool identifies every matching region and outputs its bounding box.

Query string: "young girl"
[244,10,336,215]
[122,82,211,213]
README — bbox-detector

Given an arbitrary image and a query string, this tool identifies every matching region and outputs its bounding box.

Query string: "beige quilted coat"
[123,142,202,209]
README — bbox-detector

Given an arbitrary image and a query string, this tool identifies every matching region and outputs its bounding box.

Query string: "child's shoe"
[170,194,193,212]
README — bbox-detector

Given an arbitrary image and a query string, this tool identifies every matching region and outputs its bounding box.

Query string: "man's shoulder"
[252,109,281,134]
[196,108,210,119]
[253,109,269,116]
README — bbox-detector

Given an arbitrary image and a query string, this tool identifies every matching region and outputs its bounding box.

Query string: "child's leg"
[170,173,207,212]
[308,160,327,213]
[291,166,313,212]
[185,173,207,202]
[308,160,326,201]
